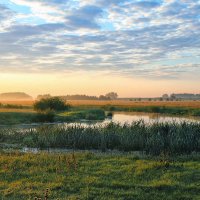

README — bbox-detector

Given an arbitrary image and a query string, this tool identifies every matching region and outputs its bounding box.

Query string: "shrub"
[33,110,55,122]
[34,97,70,112]
[84,109,105,120]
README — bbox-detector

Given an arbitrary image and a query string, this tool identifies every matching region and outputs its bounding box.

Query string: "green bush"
[84,109,105,120]
[34,97,70,112]
[33,110,55,122]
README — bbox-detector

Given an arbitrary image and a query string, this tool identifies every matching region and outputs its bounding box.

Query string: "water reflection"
[0,112,200,130]
[111,112,200,124]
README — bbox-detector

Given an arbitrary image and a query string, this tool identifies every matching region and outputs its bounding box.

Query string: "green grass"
[0,103,31,109]
[0,109,106,125]
[72,104,200,116]
[57,109,106,121]
[0,112,35,125]
[100,105,200,116]
[0,152,199,200]
[1,121,199,155]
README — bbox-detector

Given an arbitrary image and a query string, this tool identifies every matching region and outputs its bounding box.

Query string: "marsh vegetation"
[1,121,199,156]
[0,100,200,200]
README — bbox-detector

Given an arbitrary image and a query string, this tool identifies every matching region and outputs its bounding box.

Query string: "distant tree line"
[162,93,200,101]
[37,92,118,101]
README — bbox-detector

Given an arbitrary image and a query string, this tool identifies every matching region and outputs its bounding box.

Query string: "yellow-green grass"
[0,109,106,125]
[0,100,34,106]
[68,100,200,109]
[0,152,199,200]
[0,108,35,113]
[1,100,200,108]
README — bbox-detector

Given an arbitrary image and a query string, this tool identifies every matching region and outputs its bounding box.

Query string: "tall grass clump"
[1,121,199,155]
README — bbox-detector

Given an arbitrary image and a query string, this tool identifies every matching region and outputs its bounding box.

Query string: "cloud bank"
[0,0,200,79]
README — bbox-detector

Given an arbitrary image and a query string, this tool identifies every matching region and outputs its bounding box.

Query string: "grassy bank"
[100,105,200,116]
[2,100,200,115]
[0,152,199,200]
[0,109,106,125]
[0,112,36,125]
[1,121,199,155]
[72,104,200,116]
[57,109,105,121]
[67,101,200,117]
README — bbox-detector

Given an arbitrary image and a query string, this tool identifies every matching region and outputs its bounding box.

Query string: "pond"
[0,112,200,129]
[109,112,200,124]
[1,112,200,154]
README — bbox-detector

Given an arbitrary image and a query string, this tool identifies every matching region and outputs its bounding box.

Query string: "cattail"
[57,155,62,173]
[44,188,49,200]
[72,153,78,171]
[66,156,71,171]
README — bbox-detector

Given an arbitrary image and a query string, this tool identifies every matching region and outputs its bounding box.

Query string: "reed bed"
[1,121,199,155]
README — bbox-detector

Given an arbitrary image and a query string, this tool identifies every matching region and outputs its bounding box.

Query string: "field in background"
[0,100,34,106]
[1,100,200,108]
[0,108,34,113]
[68,100,200,108]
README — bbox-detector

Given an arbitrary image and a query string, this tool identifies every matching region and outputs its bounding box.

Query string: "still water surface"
[1,112,200,129]
[110,112,200,124]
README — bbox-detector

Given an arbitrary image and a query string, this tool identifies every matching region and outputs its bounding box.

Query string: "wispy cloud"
[0,0,200,79]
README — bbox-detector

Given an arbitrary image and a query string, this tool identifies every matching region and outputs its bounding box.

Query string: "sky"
[0,0,200,97]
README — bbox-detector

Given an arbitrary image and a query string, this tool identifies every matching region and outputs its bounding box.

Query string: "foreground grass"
[0,152,199,200]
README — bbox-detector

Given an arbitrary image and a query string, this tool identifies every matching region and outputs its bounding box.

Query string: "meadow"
[0,100,200,199]
[68,100,200,108]
[0,100,200,126]
[1,100,200,108]
[0,151,199,200]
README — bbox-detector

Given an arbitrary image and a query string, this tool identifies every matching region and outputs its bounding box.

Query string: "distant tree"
[34,97,70,112]
[170,94,176,101]
[36,94,52,100]
[162,94,169,99]
[99,95,111,100]
[105,92,118,100]
[61,94,98,100]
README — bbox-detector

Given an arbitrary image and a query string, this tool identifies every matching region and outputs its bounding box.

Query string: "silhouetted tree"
[99,95,111,100]
[105,92,118,100]
[34,97,70,112]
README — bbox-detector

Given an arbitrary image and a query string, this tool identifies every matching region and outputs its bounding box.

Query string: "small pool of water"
[109,112,200,124]
[0,112,199,130]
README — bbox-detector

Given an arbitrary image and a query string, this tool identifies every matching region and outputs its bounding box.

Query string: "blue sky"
[0,0,200,96]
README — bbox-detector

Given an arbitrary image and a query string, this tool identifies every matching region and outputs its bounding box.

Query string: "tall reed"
[1,121,199,155]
